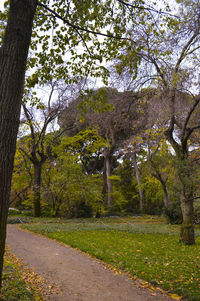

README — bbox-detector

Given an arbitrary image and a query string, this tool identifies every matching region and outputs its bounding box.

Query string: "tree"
[10,143,33,210]
[18,80,74,216]
[0,0,176,288]
[45,129,105,217]
[0,0,130,284]
[59,88,146,210]
[0,0,37,288]
[116,0,200,244]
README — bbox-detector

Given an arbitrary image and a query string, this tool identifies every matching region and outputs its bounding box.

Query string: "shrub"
[165,201,183,224]
[193,200,200,224]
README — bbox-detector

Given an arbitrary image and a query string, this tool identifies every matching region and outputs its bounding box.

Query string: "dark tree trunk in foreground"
[0,0,37,288]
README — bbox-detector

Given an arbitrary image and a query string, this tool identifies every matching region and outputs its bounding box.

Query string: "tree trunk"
[105,155,113,207]
[180,195,195,245]
[103,148,113,208]
[102,160,107,206]
[0,0,37,288]
[178,157,195,245]
[0,202,9,289]
[152,172,170,208]
[132,152,143,212]
[33,163,42,217]
[160,179,170,208]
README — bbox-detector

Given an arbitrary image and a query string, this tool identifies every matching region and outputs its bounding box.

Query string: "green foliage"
[22,219,200,300]
[142,175,164,215]
[10,146,32,210]
[56,128,107,161]
[23,0,145,87]
[113,158,140,214]
[42,153,103,218]
[165,201,183,225]
[78,88,114,116]
[193,200,200,225]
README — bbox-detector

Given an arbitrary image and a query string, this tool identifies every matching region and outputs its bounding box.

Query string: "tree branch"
[22,103,35,142]
[181,97,200,142]
[175,29,200,73]
[37,2,129,41]
[116,0,178,17]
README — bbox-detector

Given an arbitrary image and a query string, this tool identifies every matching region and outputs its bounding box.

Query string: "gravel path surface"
[6,224,175,301]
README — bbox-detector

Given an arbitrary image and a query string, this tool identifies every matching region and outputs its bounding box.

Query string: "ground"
[5,224,176,301]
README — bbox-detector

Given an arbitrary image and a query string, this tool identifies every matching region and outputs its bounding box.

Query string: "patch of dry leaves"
[4,247,62,300]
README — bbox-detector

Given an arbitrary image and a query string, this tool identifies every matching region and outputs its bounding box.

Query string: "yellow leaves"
[169,293,181,300]
[4,247,61,300]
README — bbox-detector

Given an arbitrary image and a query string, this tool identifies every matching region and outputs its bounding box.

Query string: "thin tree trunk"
[160,178,170,208]
[103,147,113,208]
[132,152,143,212]
[33,163,42,217]
[105,155,113,207]
[102,160,107,206]
[0,0,37,288]
[151,170,171,208]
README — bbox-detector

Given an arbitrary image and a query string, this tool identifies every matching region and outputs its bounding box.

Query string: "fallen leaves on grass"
[4,247,62,301]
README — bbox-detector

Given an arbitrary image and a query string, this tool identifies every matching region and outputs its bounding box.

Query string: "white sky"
[0,2,4,10]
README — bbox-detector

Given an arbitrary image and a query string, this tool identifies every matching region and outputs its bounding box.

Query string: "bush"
[59,200,93,218]
[193,200,200,224]
[8,208,21,216]
[165,201,183,224]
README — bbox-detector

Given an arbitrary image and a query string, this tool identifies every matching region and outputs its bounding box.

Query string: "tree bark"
[102,160,107,206]
[151,171,170,208]
[103,147,113,208]
[0,0,37,288]
[180,191,195,245]
[132,152,143,212]
[178,159,195,245]
[161,179,170,208]
[33,163,42,217]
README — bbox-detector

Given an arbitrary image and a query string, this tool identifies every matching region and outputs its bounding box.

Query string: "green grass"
[7,214,167,225]
[21,218,200,301]
[1,252,35,301]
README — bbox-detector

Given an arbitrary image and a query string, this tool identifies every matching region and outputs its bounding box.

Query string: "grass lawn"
[21,217,200,301]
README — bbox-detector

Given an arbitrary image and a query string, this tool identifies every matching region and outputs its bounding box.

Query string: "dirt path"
[6,225,175,301]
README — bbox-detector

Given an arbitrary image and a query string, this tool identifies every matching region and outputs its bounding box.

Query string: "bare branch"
[175,29,200,73]
[181,97,200,142]
[22,103,35,142]
[116,0,178,17]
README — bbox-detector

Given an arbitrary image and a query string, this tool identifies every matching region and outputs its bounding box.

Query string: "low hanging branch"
[37,2,130,41]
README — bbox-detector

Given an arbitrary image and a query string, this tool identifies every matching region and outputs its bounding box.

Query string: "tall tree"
[0,0,174,288]
[59,88,146,209]
[116,0,200,244]
[0,0,126,285]
[0,0,37,288]
[19,81,68,216]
